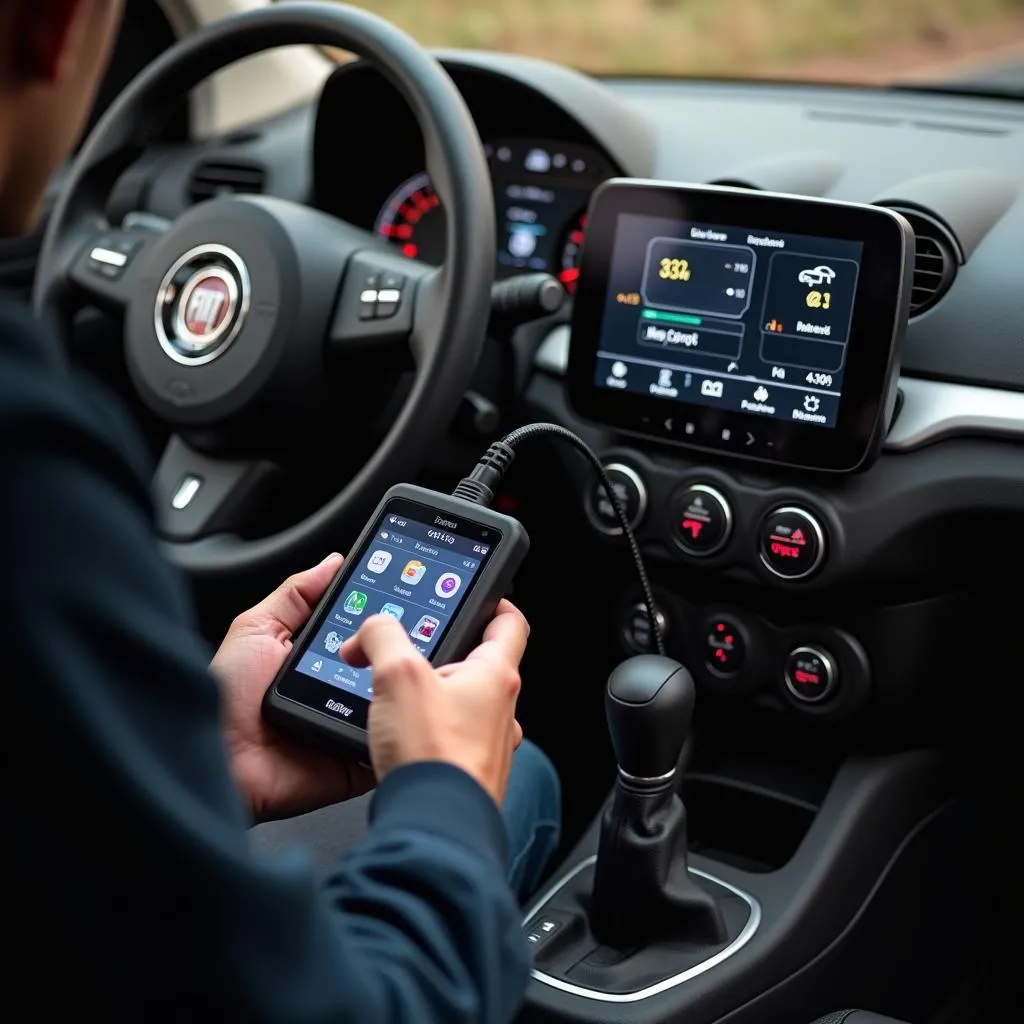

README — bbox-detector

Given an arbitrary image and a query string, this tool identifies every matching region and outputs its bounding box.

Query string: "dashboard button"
[784,646,837,703]
[759,506,826,580]
[703,616,746,676]
[623,602,666,654]
[670,483,732,557]
[586,463,647,535]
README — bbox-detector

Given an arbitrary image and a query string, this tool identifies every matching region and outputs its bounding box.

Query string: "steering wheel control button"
[155,244,250,367]
[375,288,402,318]
[704,617,746,676]
[376,272,406,318]
[784,646,837,703]
[358,275,379,320]
[623,602,667,654]
[586,463,647,536]
[357,273,405,319]
[670,483,732,557]
[89,246,128,270]
[88,235,145,280]
[759,506,826,580]
[171,475,203,511]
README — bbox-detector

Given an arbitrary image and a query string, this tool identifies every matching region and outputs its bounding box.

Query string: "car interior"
[7,1,1022,1022]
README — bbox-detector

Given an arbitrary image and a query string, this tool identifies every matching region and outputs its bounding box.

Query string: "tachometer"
[558,210,587,294]
[374,172,445,264]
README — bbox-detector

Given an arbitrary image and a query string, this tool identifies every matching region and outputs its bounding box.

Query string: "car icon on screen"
[797,265,836,286]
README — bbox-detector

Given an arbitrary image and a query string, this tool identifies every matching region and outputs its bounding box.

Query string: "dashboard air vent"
[188,161,265,203]
[880,206,958,317]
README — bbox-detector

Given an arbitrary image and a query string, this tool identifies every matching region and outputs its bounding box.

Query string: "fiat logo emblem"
[155,244,250,366]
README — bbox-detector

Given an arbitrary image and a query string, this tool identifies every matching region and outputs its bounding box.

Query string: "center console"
[516,182,983,1023]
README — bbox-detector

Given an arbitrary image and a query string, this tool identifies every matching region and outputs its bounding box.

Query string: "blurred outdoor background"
[322,0,1024,84]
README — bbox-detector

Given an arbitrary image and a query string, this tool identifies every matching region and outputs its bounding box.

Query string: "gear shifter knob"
[606,655,696,780]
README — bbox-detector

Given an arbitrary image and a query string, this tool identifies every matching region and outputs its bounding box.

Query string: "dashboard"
[300,54,1022,735]
[56,48,1024,737]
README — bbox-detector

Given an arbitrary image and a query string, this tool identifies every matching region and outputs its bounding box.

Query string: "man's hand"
[212,553,375,823]
[339,601,528,805]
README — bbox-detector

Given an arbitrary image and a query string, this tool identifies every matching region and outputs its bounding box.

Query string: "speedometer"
[557,210,587,295]
[374,172,445,264]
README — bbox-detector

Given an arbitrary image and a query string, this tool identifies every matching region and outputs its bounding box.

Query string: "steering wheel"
[33,2,495,581]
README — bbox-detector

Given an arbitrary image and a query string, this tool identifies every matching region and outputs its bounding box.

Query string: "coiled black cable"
[453,422,664,656]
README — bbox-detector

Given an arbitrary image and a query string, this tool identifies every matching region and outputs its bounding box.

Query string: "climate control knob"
[669,483,733,557]
[759,506,826,580]
[783,645,838,704]
[586,463,647,536]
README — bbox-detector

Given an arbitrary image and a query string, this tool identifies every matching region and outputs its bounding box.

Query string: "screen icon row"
[326,606,439,650]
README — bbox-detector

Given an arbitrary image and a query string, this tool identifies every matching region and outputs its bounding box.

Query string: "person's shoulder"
[0,293,62,367]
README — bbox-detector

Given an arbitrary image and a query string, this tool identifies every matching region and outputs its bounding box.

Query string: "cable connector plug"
[452,440,517,507]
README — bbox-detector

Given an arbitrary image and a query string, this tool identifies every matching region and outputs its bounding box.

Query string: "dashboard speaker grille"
[880,205,958,317]
[188,161,266,203]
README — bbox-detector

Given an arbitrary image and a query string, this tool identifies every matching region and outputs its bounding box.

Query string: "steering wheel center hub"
[156,244,250,365]
[125,197,313,428]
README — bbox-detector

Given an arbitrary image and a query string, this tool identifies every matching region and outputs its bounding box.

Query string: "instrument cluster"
[371,138,610,293]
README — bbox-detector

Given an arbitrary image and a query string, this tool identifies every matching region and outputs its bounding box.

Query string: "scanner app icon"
[401,560,427,585]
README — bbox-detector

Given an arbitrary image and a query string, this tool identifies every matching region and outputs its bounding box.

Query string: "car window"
[275,0,1024,92]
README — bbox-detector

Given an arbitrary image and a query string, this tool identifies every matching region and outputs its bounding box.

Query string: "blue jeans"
[251,740,562,902]
[502,740,562,901]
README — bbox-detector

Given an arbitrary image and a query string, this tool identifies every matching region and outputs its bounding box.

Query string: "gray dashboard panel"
[599,79,1024,390]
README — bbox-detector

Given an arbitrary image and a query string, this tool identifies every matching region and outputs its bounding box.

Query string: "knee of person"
[516,739,561,820]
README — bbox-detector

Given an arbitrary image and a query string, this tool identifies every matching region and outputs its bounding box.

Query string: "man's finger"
[464,599,530,671]
[239,553,343,637]
[339,614,427,675]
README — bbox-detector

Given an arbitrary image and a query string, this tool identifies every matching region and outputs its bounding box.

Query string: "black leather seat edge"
[811,1012,911,1024]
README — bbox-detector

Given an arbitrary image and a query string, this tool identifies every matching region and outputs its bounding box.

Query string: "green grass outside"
[329,0,1024,77]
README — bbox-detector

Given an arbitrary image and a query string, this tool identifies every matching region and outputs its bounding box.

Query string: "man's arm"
[3,301,530,1022]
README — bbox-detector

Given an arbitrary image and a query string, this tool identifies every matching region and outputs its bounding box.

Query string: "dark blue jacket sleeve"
[2,299,531,1022]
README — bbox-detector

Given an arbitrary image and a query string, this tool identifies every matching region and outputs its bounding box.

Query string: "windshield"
[303,0,1024,92]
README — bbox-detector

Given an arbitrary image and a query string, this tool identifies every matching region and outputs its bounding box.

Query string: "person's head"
[0,0,123,238]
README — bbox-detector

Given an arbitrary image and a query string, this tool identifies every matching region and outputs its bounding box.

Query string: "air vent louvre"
[879,205,958,316]
[188,161,265,203]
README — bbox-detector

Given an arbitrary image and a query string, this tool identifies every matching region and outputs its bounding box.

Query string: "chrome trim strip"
[533,325,1024,452]
[885,376,1024,450]
[524,855,761,1003]
[154,243,251,368]
[618,766,676,785]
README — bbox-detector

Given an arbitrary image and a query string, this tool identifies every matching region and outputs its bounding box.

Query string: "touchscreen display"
[594,214,864,430]
[291,503,498,702]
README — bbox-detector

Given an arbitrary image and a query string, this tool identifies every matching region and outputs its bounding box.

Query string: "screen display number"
[658,257,692,282]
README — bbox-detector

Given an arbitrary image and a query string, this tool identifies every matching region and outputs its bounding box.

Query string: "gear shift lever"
[590,655,727,946]
[605,654,695,781]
